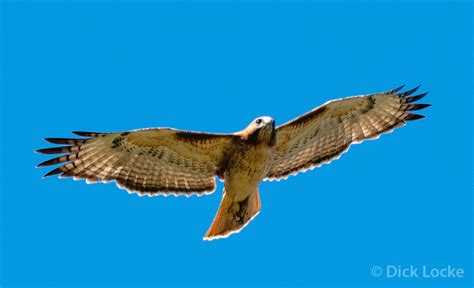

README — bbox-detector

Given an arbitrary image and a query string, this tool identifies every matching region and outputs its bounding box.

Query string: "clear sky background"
[1,1,472,287]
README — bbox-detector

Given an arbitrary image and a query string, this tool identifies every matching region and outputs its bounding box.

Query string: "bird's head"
[239,116,276,146]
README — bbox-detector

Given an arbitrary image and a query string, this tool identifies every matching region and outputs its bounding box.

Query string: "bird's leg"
[228,196,251,225]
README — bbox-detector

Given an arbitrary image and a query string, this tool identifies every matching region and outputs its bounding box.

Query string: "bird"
[36,85,430,240]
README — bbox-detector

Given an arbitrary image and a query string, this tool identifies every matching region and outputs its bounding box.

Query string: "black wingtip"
[390,85,406,94]
[72,131,101,137]
[405,92,429,103]
[37,159,53,168]
[399,85,421,97]
[44,137,85,145]
[43,167,63,178]
[44,137,67,144]
[35,146,71,155]
[37,155,69,167]
[405,113,426,121]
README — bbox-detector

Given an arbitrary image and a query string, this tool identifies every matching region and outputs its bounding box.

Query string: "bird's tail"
[203,189,261,240]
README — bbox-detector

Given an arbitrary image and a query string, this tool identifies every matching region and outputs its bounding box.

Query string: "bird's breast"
[223,144,275,201]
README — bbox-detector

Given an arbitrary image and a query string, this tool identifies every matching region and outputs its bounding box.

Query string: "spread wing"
[37,129,236,196]
[265,85,430,181]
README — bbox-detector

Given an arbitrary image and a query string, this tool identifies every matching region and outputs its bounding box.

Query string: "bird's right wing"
[265,86,430,181]
[37,128,237,196]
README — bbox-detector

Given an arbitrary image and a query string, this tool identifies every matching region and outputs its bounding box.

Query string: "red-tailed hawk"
[36,85,429,240]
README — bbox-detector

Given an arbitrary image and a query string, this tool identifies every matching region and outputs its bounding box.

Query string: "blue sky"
[1,0,472,287]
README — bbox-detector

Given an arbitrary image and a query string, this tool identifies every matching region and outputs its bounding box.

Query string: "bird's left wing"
[37,128,236,196]
[265,86,430,181]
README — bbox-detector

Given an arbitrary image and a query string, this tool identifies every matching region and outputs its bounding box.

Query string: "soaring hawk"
[36,86,430,240]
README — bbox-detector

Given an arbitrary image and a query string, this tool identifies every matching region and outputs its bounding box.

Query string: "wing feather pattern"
[265,86,430,180]
[37,129,236,196]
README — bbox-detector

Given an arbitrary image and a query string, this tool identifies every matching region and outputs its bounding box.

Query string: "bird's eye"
[256,119,262,125]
